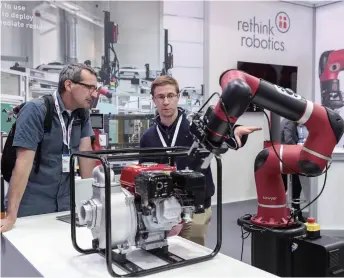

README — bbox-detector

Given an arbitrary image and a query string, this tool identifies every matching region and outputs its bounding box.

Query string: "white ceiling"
[281,0,342,7]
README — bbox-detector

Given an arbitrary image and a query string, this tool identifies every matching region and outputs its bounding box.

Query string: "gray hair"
[58,63,97,93]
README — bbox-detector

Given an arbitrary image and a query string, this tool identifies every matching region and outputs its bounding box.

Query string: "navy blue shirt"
[139,109,215,209]
[6,92,94,217]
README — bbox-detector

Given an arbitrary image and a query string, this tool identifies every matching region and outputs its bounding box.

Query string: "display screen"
[237,61,298,92]
[237,61,298,112]
[90,114,104,129]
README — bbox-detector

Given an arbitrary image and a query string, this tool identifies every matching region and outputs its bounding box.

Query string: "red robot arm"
[319,49,344,110]
[92,86,113,109]
[189,69,344,227]
[91,86,112,155]
[319,49,344,81]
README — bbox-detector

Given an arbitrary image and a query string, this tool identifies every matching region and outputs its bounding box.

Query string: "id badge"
[62,154,71,173]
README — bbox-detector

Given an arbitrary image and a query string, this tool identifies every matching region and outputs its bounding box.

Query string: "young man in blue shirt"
[139,75,261,245]
[1,63,97,233]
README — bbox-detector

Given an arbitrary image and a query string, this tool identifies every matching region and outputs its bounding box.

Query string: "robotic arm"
[91,86,113,109]
[91,86,112,152]
[319,49,344,110]
[189,69,344,227]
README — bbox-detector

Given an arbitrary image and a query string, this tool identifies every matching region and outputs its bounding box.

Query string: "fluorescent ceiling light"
[62,2,80,11]
[45,0,103,28]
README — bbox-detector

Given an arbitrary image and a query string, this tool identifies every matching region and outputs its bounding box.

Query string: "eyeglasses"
[154,93,179,102]
[72,81,97,93]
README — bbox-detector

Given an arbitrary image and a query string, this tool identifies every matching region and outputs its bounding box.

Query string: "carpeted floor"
[205,199,257,264]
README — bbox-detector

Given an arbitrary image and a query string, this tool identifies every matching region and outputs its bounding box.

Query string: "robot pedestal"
[238,215,344,277]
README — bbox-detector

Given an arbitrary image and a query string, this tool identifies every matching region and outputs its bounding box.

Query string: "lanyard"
[156,115,183,147]
[53,91,74,152]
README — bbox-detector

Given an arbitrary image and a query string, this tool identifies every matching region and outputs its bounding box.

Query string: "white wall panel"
[162,0,205,91]
[172,42,203,68]
[110,1,162,69]
[163,1,204,18]
[163,15,204,43]
[170,67,203,89]
[76,19,96,65]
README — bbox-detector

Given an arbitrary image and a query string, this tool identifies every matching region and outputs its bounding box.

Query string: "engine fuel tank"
[120,163,176,194]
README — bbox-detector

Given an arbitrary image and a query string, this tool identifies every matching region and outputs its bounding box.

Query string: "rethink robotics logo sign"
[237,12,290,52]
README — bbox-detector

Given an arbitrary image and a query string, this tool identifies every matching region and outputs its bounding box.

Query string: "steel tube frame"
[70,147,222,277]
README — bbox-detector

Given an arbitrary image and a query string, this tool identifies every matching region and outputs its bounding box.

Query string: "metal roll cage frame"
[70,146,223,277]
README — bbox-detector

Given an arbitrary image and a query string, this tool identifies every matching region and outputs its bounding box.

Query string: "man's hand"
[234,126,262,148]
[0,215,17,233]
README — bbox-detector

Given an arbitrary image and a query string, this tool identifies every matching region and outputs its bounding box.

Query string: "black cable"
[196,92,221,113]
[240,226,251,261]
[239,213,252,261]
[286,164,328,226]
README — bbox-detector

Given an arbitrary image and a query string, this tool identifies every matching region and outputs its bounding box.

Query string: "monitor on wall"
[237,61,298,112]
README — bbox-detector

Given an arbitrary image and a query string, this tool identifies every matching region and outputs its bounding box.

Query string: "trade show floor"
[206,199,257,264]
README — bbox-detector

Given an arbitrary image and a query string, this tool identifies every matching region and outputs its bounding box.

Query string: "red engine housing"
[120,163,177,195]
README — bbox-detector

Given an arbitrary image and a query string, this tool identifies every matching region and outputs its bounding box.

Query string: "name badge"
[62,154,71,173]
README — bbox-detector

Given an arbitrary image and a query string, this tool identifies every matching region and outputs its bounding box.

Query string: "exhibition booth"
[205,0,344,238]
[1,0,344,277]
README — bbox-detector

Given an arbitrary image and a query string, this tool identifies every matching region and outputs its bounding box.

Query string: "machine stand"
[146,245,185,264]
[99,249,143,273]
[237,215,306,277]
[70,148,223,277]
[93,238,143,273]
[250,228,295,277]
[237,215,344,277]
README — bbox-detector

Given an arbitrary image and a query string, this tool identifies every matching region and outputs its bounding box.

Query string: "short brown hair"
[151,75,179,96]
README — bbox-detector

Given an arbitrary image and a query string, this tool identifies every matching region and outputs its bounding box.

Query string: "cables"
[196,92,220,113]
[240,213,253,261]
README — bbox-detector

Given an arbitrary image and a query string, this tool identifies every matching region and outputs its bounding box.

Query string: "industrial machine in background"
[90,86,112,152]
[104,113,154,148]
[70,147,222,276]
[99,11,173,91]
[1,8,203,131]
[98,11,120,88]
[90,111,108,152]
[319,49,344,111]
[187,69,344,277]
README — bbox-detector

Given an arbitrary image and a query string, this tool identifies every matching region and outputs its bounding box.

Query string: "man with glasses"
[1,63,97,232]
[139,75,261,246]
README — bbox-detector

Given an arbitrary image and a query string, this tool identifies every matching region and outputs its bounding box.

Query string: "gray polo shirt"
[7,92,94,217]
